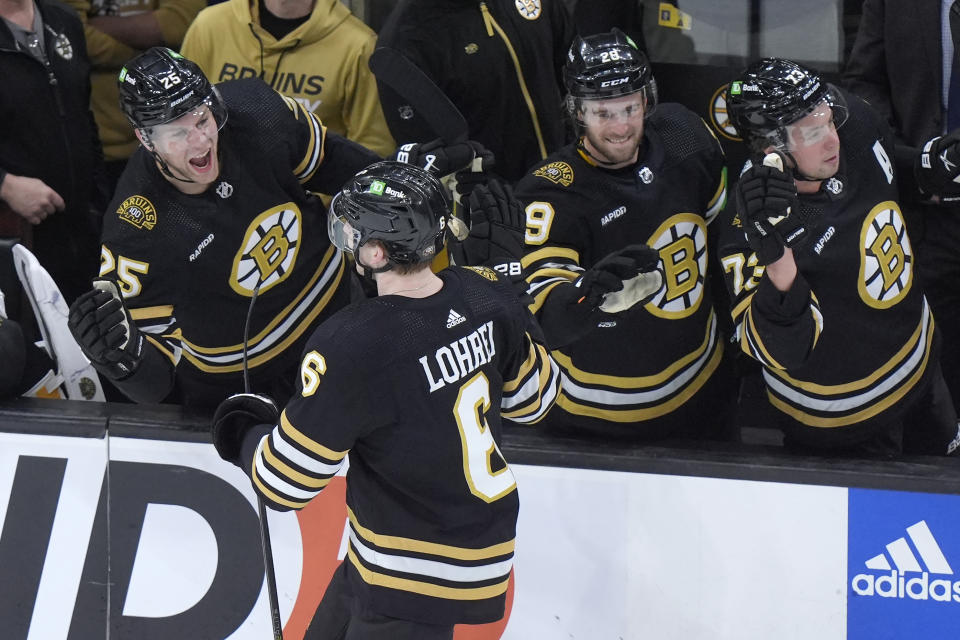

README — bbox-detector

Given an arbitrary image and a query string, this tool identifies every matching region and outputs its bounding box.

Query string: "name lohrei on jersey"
[418,320,496,392]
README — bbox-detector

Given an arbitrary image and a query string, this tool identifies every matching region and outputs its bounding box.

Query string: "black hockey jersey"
[250,267,559,624]
[99,79,377,407]
[514,104,727,425]
[718,92,938,429]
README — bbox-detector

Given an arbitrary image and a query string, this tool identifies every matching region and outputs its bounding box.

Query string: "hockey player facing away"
[210,161,561,639]
[65,47,382,408]
[515,29,736,440]
[720,58,960,456]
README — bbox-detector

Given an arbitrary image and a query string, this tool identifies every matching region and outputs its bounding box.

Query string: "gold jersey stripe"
[348,548,511,600]
[554,311,715,387]
[744,305,786,370]
[279,412,348,462]
[252,469,310,510]
[262,438,333,489]
[766,303,929,394]
[521,245,580,269]
[502,338,541,393]
[130,305,173,321]
[348,508,515,560]
[555,341,722,422]
[767,322,933,428]
[144,334,177,366]
[177,245,340,354]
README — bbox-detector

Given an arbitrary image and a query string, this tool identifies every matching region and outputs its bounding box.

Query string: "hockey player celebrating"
[514,29,736,440]
[210,161,560,638]
[720,57,960,456]
[66,47,385,408]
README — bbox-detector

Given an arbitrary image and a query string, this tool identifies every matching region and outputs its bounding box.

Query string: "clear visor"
[145,90,228,148]
[579,90,650,127]
[327,196,361,254]
[772,84,849,151]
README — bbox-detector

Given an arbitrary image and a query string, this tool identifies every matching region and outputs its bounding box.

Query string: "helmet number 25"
[160,73,182,90]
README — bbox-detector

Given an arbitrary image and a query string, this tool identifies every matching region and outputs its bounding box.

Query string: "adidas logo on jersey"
[446,309,466,328]
[851,520,960,603]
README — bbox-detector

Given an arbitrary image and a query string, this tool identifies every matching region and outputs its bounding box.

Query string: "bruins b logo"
[231,204,302,296]
[859,201,912,309]
[645,213,707,319]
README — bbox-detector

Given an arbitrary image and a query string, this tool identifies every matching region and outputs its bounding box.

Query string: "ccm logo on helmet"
[600,78,629,88]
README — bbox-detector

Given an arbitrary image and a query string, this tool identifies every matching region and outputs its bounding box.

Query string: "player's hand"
[737,153,805,264]
[67,281,144,380]
[0,174,65,224]
[392,138,490,178]
[536,244,662,348]
[460,178,526,271]
[448,144,496,204]
[211,393,279,464]
[916,130,960,202]
[578,244,662,311]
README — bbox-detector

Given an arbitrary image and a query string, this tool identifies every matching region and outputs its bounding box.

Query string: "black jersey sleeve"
[273,93,380,195]
[461,266,562,424]
[718,209,823,371]
[245,316,386,512]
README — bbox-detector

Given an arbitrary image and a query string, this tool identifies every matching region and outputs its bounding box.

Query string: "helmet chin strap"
[780,149,824,183]
[142,132,200,185]
[354,251,393,282]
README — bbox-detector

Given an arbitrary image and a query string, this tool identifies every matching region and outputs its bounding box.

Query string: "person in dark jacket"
[0,0,105,305]
[844,0,960,414]
[375,0,575,184]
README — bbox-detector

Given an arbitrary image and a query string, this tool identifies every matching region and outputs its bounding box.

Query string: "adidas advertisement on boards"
[847,489,960,638]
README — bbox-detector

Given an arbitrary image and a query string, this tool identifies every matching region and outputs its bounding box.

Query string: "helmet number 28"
[160,73,182,90]
[599,50,622,63]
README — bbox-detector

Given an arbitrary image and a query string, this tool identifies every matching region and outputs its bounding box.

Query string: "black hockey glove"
[392,138,490,178]
[460,179,526,272]
[449,147,496,205]
[538,245,662,348]
[67,281,144,381]
[211,393,279,465]
[736,154,804,265]
[578,244,662,311]
[916,130,960,202]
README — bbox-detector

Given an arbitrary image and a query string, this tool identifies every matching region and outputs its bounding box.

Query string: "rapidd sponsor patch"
[117,195,158,230]
[533,162,574,187]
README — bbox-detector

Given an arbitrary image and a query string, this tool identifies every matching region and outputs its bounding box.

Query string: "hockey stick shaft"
[258,497,285,640]
[241,282,284,639]
[369,46,469,144]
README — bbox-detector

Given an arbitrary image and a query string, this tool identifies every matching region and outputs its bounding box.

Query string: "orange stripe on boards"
[283,476,348,640]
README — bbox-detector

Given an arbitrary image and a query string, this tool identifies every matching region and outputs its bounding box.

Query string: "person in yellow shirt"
[181,0,395,159]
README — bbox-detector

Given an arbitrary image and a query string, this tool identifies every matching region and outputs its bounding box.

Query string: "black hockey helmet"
[329,161,450,268]
[563,28,657,116]
[118,47,227,132]
[726,57,848,153]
